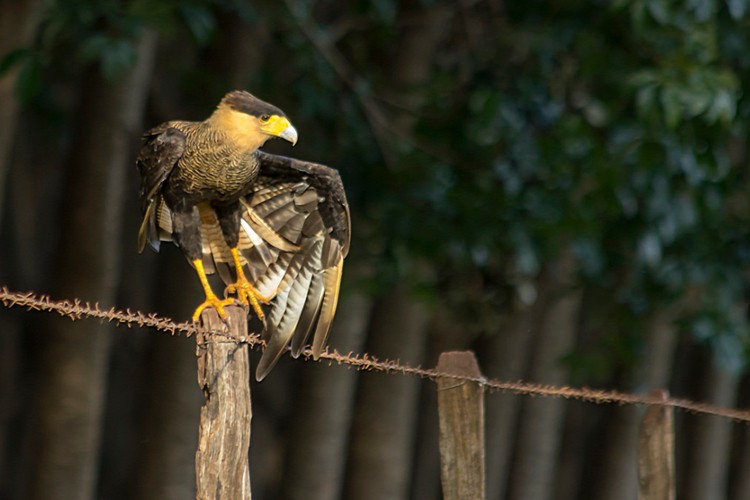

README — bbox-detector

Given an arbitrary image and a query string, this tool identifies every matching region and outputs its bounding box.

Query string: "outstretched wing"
[246,151,350,380]
[198,152,349,379]
[151,148,350,380]
[136,124,186,252]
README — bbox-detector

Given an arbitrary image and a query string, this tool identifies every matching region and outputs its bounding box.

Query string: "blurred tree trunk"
[1,88,68,500]
[0,4,42,495]
[388,2,451,110]
[507,251,581,500]
[730,419,750,500]
[95,159,161,499]
[343,286,430,500]
[342,4,450,498]
[25,31,156,500]
[410,379,441,500]
[0,0,42,226]
[210,9,270,90]
[0,308,24,500]
[482,277,552,500]
[591,310,678,500]
[553,288,607,500]
[130,253,203,500]
[281,290,372,500]
[683,356,739,500]
[555,401,598,500]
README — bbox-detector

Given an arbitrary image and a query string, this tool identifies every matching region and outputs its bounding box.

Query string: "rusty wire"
[0,286,263,347]
[2,286,750,422]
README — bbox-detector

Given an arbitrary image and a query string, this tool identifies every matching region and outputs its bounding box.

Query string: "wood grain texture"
[638,389,675,500]
[195,306,251,500]
[437,351,486,500]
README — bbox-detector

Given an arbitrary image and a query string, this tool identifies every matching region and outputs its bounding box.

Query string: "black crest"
[222,90,286,118]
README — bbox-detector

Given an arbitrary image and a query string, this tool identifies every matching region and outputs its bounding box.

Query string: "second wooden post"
[437,350,486,500]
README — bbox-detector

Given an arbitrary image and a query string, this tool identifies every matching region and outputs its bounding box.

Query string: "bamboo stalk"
[195,306,251,500]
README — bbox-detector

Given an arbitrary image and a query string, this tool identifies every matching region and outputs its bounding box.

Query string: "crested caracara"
[137,90,350,380]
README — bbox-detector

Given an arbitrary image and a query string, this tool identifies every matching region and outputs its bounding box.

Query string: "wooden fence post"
[436,351,486,500]
[638,388,675,500]
[195,306,251,500]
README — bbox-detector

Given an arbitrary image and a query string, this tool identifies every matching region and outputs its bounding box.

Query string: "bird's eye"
[260,114,271,122]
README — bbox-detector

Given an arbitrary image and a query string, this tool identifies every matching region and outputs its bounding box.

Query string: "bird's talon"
[224,247,271,319]
[191,295,234,322]
[225,278,269,320]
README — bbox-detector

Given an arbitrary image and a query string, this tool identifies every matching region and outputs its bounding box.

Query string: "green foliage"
[5,0,229,97]
[271,0,750,374]
[3,0,750,372]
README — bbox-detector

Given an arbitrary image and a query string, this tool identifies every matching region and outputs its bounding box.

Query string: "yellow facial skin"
[259,114,298,145]
[211,106,299,150]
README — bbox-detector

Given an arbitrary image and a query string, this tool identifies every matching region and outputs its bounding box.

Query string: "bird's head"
[210,90,298,151]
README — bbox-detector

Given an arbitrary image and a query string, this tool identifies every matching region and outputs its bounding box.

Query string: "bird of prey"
[136,90,350,380]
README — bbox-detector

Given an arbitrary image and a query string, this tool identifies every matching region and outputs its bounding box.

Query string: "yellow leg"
[192,259,234,322]
[225,247,271,320]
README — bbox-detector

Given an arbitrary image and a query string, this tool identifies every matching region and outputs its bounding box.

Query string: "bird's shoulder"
[141,119,197,137]
[137,122,193,202]
[138,122,191,158]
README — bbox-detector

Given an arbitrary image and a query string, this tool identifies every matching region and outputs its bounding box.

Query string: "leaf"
[712,334,747,374]
[705,88,737,124]
[638,232,662,268]
[727,0,749,19]
[647,0,671,24]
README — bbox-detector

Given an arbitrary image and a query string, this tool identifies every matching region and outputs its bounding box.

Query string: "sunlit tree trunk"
[507,251,581,500]
[344,286,430,500]
[25,31,156,500]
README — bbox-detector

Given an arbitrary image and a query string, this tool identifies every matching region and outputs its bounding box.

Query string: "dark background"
[1,0,750,499]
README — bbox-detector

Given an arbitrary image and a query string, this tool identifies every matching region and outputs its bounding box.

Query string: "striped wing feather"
[245,168,348,381]
[142,153,350,381]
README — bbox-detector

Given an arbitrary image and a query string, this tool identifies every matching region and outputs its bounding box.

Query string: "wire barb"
[1,286,749,422]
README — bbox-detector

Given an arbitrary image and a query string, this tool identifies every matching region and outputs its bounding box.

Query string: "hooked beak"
[262,115,298,146]
[278,124,298,146]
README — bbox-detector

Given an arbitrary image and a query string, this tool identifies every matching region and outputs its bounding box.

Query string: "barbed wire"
[2,286,749,422]
[0,286,263,345]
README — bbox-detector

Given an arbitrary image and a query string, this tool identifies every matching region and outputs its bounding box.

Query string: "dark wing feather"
[136,125,186,252]
[255,151,350,256]
[149,150,350,380]
[250,152,350,380]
